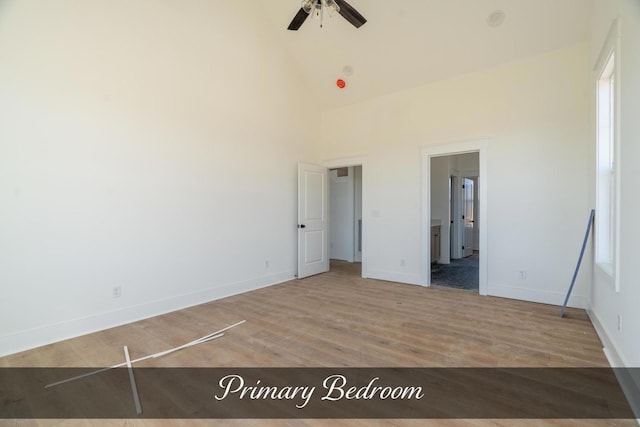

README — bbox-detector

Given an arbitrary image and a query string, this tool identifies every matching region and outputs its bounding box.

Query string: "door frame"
[460,173,479,256]
[320,155,368,278]
[422,139,488,295]
[461,176,475,258]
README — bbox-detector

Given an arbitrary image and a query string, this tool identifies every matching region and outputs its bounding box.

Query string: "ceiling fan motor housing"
[287,0,367,31]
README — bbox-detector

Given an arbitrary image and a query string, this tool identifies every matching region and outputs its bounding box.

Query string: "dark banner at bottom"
[1,368,638,419]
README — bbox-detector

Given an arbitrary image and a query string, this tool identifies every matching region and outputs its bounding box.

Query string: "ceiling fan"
[287,0,367,31]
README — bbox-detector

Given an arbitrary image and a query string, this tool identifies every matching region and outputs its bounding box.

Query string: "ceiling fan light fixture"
[324,0,340,17]
[310,1,323,20]
[301,0,315,14]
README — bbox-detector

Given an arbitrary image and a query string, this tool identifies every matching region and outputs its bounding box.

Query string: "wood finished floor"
[2,261,633,427]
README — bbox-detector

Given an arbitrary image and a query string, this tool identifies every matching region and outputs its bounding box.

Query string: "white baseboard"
[587,310,640,423]
[588,309,628,367]
[488,284,587,309]
[366,269,423,287]
[0,271,295,358]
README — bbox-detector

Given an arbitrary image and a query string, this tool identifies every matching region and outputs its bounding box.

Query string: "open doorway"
[430,154,479,292]
[422,140,487,295]
[328,166,362,274]
[297,159,366,280]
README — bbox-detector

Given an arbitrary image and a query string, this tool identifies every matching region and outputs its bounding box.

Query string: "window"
[595,47,617,280]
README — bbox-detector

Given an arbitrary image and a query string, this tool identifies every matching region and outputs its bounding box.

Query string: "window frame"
[594,19,621,291]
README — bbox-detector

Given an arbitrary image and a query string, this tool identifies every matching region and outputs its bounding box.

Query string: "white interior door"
[298,163,329,279]
[462,178,474,257]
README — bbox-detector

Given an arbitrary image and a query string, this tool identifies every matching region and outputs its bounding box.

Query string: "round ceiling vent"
[487,10,506,27]
[342,65,354,76]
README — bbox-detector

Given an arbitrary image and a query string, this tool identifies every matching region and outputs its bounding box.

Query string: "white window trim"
[593,18,621,291]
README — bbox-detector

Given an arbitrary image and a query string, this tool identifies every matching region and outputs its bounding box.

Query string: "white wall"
[589,0,640,368]
[455,153,480,173]
[430,156,451,264]
[320,44,591,305]
[0,0,316,356]
[329,168,355,262]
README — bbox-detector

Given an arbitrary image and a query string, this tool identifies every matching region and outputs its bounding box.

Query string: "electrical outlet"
[112,286,121,299]
[519,270,527,280]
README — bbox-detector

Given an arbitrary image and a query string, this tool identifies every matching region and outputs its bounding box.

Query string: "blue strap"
[560,209,595,317]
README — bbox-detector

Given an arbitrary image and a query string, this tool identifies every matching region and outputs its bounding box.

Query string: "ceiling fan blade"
[287,8,309,31]
[335,0,367,28]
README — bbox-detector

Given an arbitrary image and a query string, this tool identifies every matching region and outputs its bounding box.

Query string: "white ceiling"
[257,0,591,109]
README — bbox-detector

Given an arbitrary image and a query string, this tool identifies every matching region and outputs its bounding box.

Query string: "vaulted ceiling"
[257,0,591,109]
